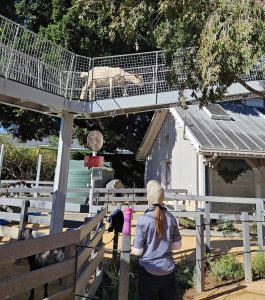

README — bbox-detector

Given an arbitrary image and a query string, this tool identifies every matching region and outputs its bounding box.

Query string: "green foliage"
[209,255,244,280]
[252,251,265,278]
[249,222,257,235]
[174,258,195,291]
[216,221,238,233]
[179,217,196,230]
[0,134,56,181]
[15,0,52,32]
[98,257,139,300]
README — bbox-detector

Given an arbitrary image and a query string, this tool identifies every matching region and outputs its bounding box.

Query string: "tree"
[154,0,265,105]
[0,134,56,181]
[0,0,18,20]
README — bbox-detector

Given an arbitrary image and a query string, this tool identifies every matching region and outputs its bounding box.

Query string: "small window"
[203,104,232,120]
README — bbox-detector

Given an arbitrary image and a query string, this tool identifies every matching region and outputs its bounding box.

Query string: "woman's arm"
[171,216,182,250]
[132,217,145,256]
[171,240,182,250]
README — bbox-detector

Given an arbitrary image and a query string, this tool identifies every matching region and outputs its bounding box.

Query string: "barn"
[136,101,265,211]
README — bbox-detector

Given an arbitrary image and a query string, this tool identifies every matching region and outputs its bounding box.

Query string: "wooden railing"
[0,208,106,300]
[0,196,90,239]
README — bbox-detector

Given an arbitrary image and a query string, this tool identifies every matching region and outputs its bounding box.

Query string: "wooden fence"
[1,186,265,295]
[0,196,90,240]
[0,208,106,300]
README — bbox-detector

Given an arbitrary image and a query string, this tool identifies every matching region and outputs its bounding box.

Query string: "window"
[203,104,232,120]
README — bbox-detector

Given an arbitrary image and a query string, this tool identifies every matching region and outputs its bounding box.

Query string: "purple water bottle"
[122,207,133,235]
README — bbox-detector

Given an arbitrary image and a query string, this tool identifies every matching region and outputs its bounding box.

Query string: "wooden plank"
[97,196,147,202]
[0,229,80,265]
[164,193,259,204]
[0,226,19,239]
[75,247,104,294]
[18,200,30,240]
[29,199,53,210]
[210,213,255,221]
[0,198,23,207]
[77,226,105,270]
[28,215,51,225]
[86,269,103,298]
[0,211,20,221]
[0,187,53,193]
[1,180,53,185]
[80,208,106,240]
[0,259,75,299]
[44,287,73,300]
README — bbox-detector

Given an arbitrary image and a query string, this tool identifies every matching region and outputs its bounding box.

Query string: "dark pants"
[138,265,177,300]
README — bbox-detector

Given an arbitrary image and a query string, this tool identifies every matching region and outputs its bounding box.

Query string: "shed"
[136,101,265,211]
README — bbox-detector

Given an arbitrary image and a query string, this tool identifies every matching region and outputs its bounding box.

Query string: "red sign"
[84,156,104,168]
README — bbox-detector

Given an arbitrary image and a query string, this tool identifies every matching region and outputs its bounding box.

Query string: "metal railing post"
[5,24,20,78]
[64,53,75,99]
[154,51,158,104]
[69,55,77,100]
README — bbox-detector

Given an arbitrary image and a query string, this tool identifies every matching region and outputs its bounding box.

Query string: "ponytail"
[154,205,165,238]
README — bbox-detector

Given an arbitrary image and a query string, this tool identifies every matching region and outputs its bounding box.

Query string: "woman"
[132,180,182,300]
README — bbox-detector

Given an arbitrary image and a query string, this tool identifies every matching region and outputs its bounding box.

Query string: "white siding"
[145,112,176,185]
[171,122,198,194]
[145,111,198,194]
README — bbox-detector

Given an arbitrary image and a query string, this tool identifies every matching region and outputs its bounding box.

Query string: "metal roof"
[175,102,265,157]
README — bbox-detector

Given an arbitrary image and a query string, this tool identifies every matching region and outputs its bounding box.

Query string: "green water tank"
[66,160,114,201]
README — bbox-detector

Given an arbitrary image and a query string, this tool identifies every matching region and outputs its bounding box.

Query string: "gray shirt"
[133,208,181,276]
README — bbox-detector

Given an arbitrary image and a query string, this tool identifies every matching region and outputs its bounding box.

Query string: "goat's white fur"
[80,66,144,100]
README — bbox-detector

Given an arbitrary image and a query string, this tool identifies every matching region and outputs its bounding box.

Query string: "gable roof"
[137,102,265,160]
[136,109,168,160]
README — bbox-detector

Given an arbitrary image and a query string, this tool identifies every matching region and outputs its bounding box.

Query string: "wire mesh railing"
[1,13,265,106]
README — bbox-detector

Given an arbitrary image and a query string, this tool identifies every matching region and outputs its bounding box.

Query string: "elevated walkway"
[0,14,265,118]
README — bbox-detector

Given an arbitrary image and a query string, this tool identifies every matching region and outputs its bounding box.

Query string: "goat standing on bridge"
[80,66,144,100]
[21,228,65,300]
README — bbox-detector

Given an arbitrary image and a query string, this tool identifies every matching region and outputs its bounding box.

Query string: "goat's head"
[131,74,144,86]
[80,72,89,79]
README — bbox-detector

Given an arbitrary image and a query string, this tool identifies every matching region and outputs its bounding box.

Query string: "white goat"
[80,66,144,100]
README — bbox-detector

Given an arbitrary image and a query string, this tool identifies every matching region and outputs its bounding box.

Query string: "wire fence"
[1,14,265,105]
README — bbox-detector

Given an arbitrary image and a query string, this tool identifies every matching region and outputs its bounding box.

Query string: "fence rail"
[0,208,106,300]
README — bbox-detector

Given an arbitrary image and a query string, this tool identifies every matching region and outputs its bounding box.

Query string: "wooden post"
[256,200,264,251]
[34,153,42,197]
[196,214,205,293]
[118,208,132,300]
[50,112,74,234]
[205,201,211,254]
[113,229,119,265]
[261,199,265,242]
[18,200,30,240]
[242,212,252,283]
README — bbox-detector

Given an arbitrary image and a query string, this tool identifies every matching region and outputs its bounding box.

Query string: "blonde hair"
[154,206,165,238]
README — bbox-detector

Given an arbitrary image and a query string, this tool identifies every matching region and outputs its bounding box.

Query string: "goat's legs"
[80,82,88,100]
[44,283,48,298]
[123,85,128,97]
[89,83,96,100]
